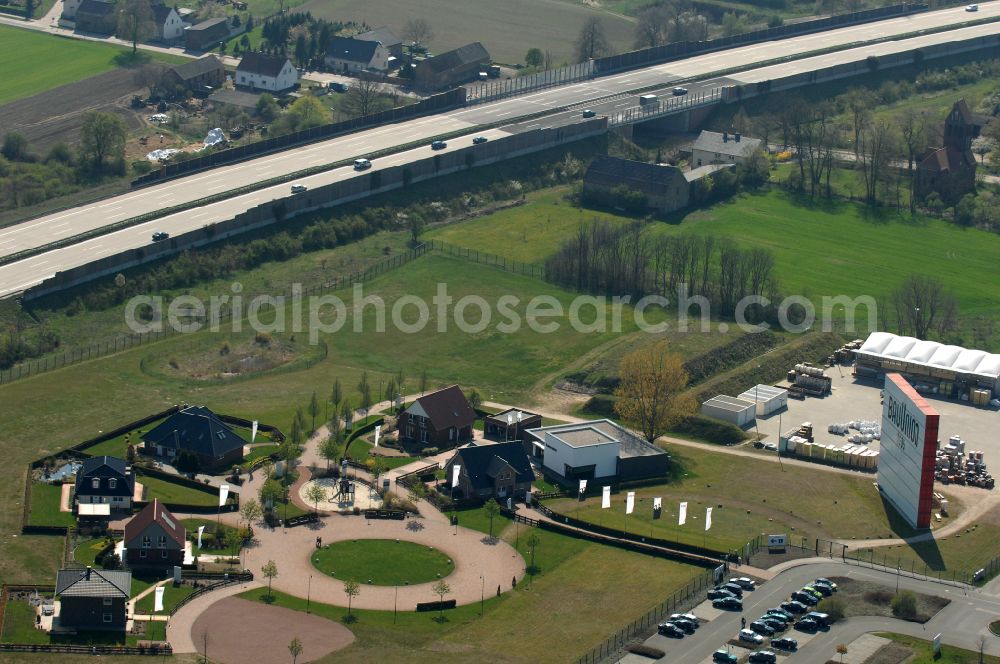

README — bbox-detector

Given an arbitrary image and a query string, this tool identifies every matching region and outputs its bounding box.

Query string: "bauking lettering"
[886,393,921,446]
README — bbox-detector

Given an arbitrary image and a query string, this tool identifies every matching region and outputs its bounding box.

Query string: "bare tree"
[891,274,959,339]
[899,109,926,213]
[402,18,433,48]
[342,73,386,118]
[633,5,669,48]
[857,120,896,205]
[843,88,876,157]
[543,50,554,71]
[574,16,610,63]
[116,0,155,57]
[667,10,708,42]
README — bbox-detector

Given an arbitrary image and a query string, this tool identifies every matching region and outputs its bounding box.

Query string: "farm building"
[414,42,490,90]
[324,36,391,73]
[483,408,542,445]
[152,4,185,42]
[443,441,533,502]
[162,55,226,94]
[184,17,231,52]
[854,332,1000,399]
[356,26,403,58]
[737,384,789,417]
[73,0,117,35]
[236,52,298,92]
[583,156,690,213]
[524,419,669,487]
[915,100,982,205]
[690,130,762,167]
[701,395,756,427]
[398,385,475,448]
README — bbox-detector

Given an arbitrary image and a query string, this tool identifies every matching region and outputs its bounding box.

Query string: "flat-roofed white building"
[701,395,756,427]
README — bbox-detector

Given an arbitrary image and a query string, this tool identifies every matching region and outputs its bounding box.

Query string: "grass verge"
[310,539,454,586]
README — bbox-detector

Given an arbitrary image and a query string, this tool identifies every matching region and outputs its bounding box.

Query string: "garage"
[701,395,756,427]
[738,384,789,417]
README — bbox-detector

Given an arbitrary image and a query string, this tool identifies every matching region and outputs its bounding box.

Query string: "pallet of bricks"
[936,435,994,489]
[785,364,832,399]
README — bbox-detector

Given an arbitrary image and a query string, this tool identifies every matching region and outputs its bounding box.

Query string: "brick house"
[443,441,533,501]
[399,385,475,448]
[915,99,982,205]
[74,455,135,515]
[483,408,542,443]
[55,567,131,632]
[583,155,691,213]
[413,42,490,90]
[123,499,186,573]
[142,405,245,470]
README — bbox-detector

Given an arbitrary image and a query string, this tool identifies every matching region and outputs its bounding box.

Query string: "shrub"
[580,394,617,418]
[671,415,747,445]
[817,597,845,622]
[420,447,439,457]
[890,590,917,620]
[131,159,153,175]
[627,644,665,658]
[864,588,893,604]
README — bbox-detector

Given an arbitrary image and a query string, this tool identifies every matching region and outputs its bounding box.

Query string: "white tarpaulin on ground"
[251,420,258,443]
[705,507,713,531]
[204,127,225,147]
[374,425,381,448]
[146,148,179,162]
[77,503,111,516]
[578,479,587,495]
[601,486,611,509]
[625,491,635,515]
[154,586,165,612]
[679,501,688,525]
[197,525,205,549]
[452,464,461,488]
[219,484,229,507]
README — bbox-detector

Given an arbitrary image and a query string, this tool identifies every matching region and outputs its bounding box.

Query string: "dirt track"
[188,596,354,663]
[0,67,156,151]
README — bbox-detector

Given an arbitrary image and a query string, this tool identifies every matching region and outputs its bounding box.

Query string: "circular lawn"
[311,539,454,586]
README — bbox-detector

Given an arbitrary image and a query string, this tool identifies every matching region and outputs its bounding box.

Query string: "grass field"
[300,0,636,65]
[72,537,112,566]
[867,518,1000,579]
[311,539,455,586]
[0,25,188,105]
[877,633,1000,664]
[136,474,217,507]
[134,582,196,614]
[27,482,75,528]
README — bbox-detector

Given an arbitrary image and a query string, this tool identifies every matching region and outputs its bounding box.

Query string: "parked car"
[795,617,820,632]
[781,601,808,614]
[771,637,798,651]
[805,611,832,627]
[657,622,685,638]
[669,613,698,624]
[730,577,756,590]
[712,650,738,664]
[800,586,825,600]
[766,607,794,620]
[708,588,735,600]
[804,584,832,597]
[814,578,838,591]
[748,651,777,664]
[290,183,307,193]
[151,231,169,242]
[672,86,688,96]
[749,620,775,637]
[431,140,447,150]
[671,618,698,633]
[738,629,764,646]
[764,442,778,451]
[353,158,372,170]
[713,596,743,611]
[472,136,488,144]
[718,583,744,598]
[791,591,818,606]
[761,617,787,632]
[582,109,596,118]
[762,612,789,626]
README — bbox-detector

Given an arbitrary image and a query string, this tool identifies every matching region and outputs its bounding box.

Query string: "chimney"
[723,132,728,142]
[85,566,92,580]
[735,132,741,142]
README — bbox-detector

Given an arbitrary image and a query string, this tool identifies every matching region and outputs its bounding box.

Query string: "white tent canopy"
[857,332,1000,381]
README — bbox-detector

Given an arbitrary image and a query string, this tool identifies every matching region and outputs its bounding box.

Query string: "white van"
[639,94,658,106]
[353,158,372,171]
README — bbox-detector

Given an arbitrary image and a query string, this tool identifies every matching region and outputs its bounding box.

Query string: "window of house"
[162,550,168,558]
[140,549,147,558]
[92,478,100,489]
[420,430,428,443]
[103,613,112,623]
[109,479,117,490]
[158,535,167,549]
[142,535,151,548]
[103,597,112,606]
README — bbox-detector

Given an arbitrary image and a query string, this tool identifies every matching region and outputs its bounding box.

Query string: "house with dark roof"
[414,42,490,90]
[123,499,187,573]
[356,26,402,57]
[483,408,542,443]
[142,405,245,469]
[162,55,226,94]
[443,441,533,501]
[325,36,391,73]
[236,52,298,92]
[74,456,135,515]
[524,419,670,487]
[55,567,131,631]
[184,17,232,51]
[152,4,184,41]
[916,99,980,205]
[583,155,691,213]
[74,0,117,35]
[399,385,475,448]
[691,130,762,167]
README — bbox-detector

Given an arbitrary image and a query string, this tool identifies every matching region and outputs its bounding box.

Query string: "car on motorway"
[966,3,978,10]
[708,588,735,600]
[712,596,743,611]
[771,637,798,651]
[672,86,688,96]
[730,577,757,590]
[657,622,685,638]
[151,231,169,242]
[353,158,372,170]
[748,650,777,664]
[472,136,488,144]
[738,628,764,646]
[582,109,596,118]
[290,183,307,193]
[781,601,808,614]
[791,591,818,606]
[669,613,699,624]
[431,140,447,150]
[795,617,820,632]
[749,620,776,637]
[712,650,738,663]
[814,578,838,591]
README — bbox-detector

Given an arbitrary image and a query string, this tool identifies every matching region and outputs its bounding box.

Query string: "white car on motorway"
[290,183,308,193]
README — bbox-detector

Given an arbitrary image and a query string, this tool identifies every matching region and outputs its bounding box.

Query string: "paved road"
[1,3,998,295]
[634,558,1000,663]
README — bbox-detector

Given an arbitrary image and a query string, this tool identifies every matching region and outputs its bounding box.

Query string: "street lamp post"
[480,574,485,617]
[394,584,398,623]
[307,574,312,613]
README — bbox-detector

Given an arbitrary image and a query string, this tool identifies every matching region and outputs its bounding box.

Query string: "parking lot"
[754,371,1000,461]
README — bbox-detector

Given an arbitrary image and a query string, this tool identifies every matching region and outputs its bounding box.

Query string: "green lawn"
[0,25,188,105]
[877,633,1000,664]
[27,483,74,528]
[134,582,196,614]
[182,518,238,552]
[136,473,217,507]
[867,519,1000,580]
[243,444,280,466]
[311,539,455,586]
[81,419,166,458]
[72,537,113,566]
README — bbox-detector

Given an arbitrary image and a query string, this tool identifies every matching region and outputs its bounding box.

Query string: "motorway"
[636,559,1000,663]
[1,2,999,296]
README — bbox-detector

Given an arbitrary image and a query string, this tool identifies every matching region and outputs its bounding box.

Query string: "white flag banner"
[197,525,205,549]
[625,491,635,515]
[251,420,258,443]
[516,411,523,422]
[507,413,513,425]
[525,491,532,506]
[154,586,165,612]
[705,506,713,532]
[601,486,611,509]
[579,479,587,494]
[653,497,662,511]
[374,425,382,448]
[679,501,688,526]
[451,464,461,488]
[218,484,230,507]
